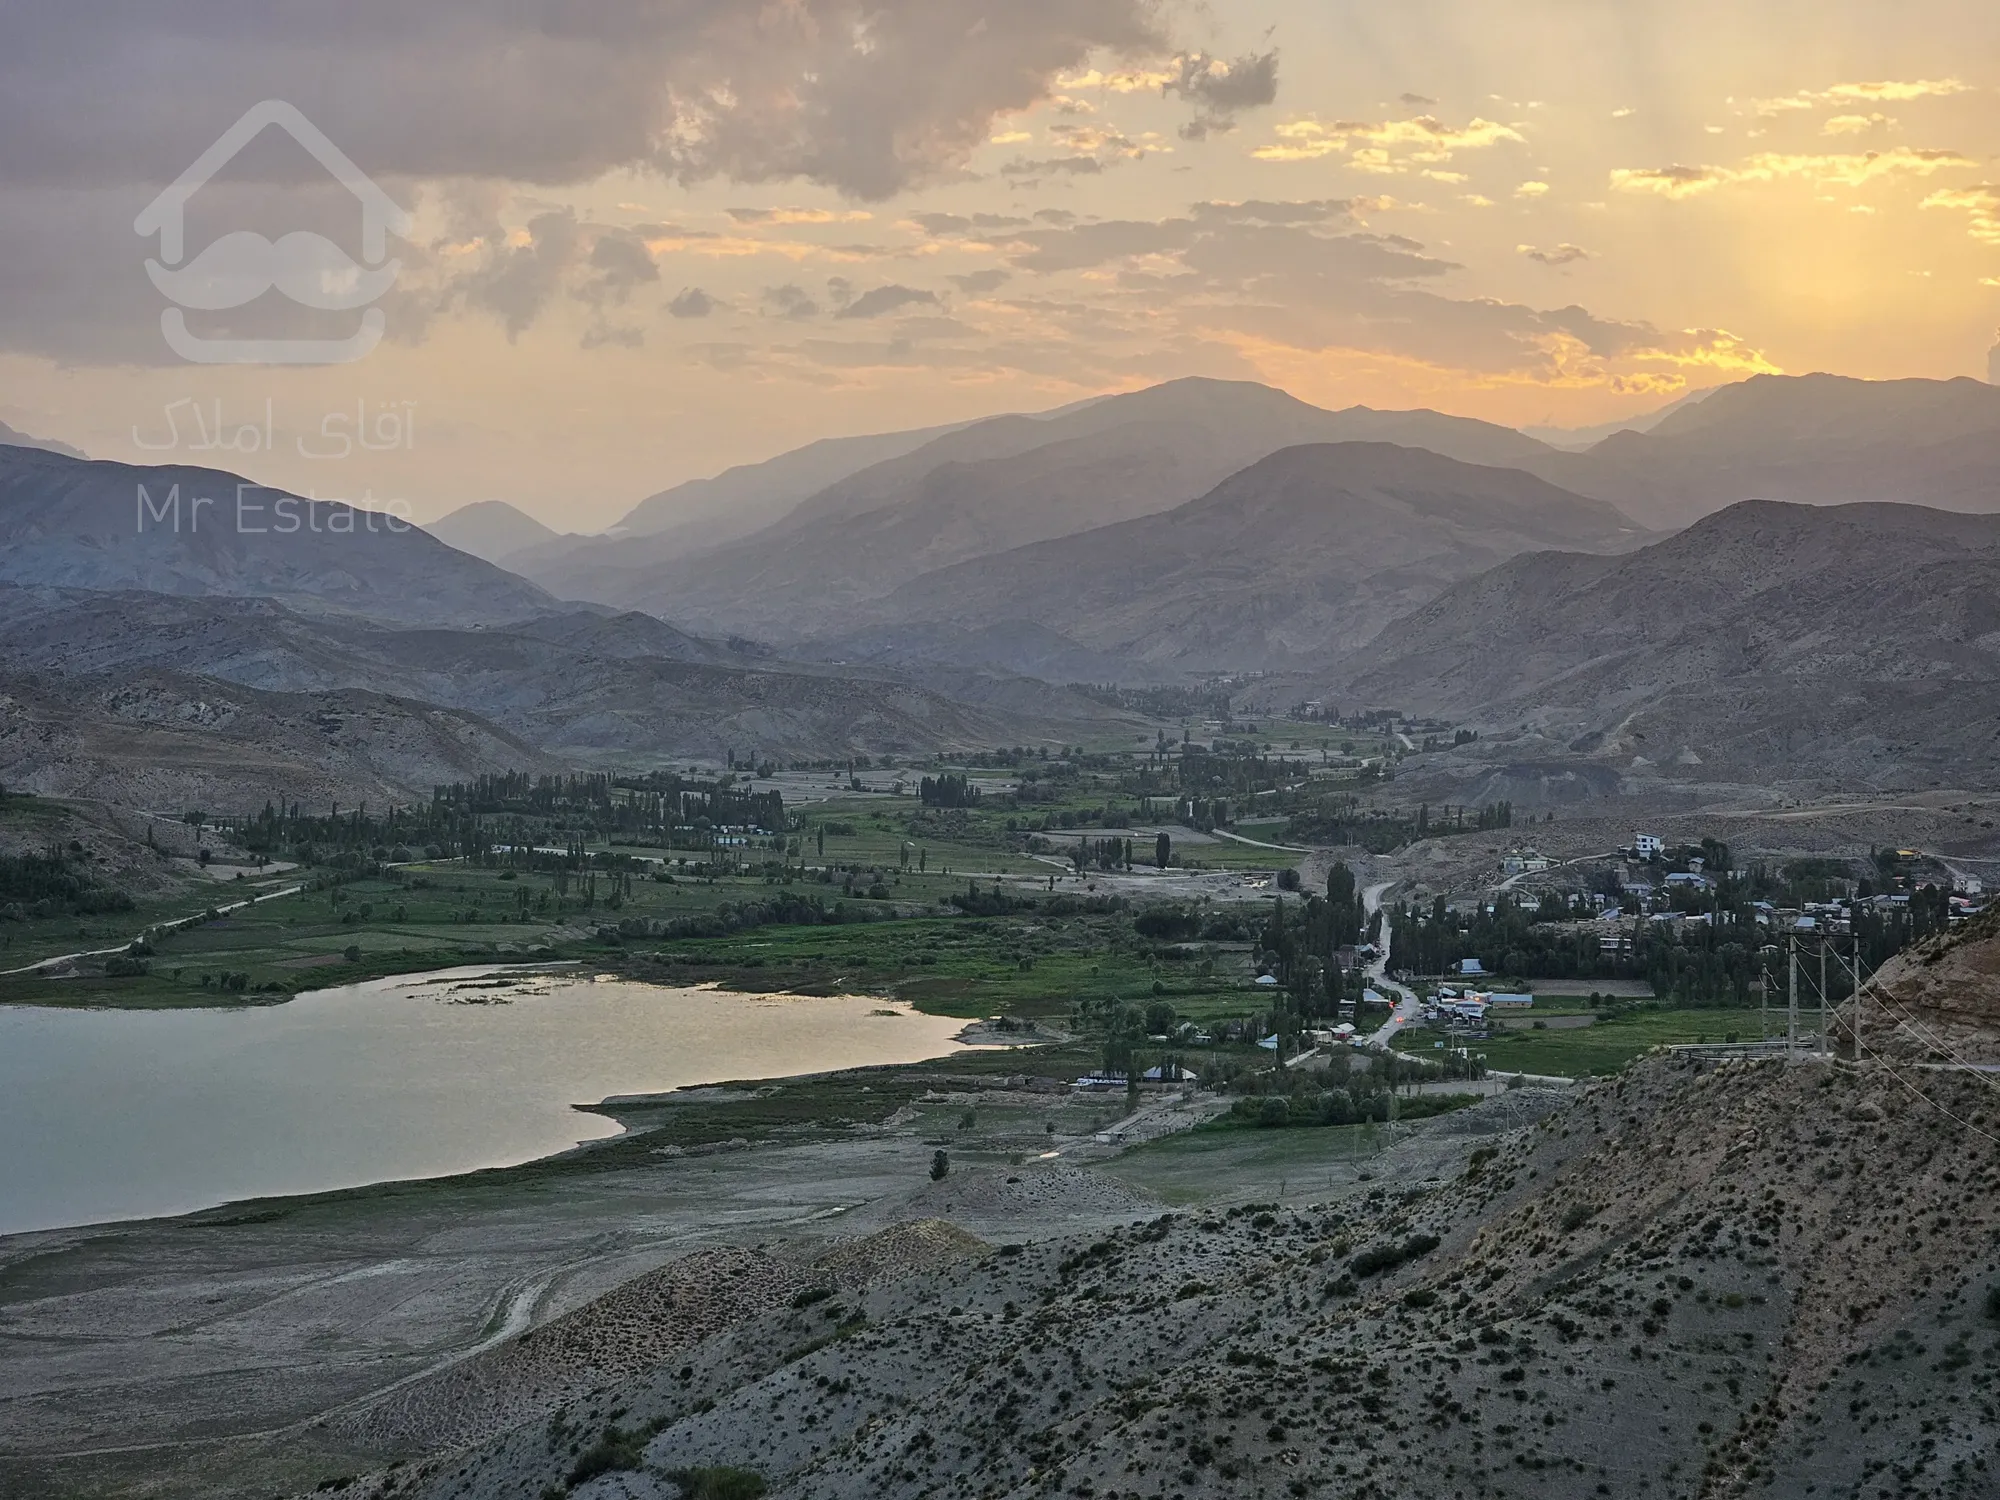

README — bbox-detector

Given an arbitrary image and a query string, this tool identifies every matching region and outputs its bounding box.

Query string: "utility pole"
[1787,933,1799,1062]
[1819,937,1830,1059]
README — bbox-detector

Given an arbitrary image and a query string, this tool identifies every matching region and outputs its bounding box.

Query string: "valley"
[6,369,2000,1500]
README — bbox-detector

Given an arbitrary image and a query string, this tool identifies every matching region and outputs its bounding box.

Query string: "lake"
[0,967,974,1236]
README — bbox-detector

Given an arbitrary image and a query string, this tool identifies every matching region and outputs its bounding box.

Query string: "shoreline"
[0,1004,1052,1245]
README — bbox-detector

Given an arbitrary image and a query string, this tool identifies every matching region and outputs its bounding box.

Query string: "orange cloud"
[1253,114,1524,166]
[1922,184,2000,245]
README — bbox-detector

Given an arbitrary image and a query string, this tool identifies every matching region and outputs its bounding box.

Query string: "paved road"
[1360,882,1424,1047]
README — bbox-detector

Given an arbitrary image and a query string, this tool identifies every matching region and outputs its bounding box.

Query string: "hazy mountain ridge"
[520,379,1563,635]
[0,446,558,627]
[0,419,86,460]
[424,501,566,567]
[0,585,1146,792]
[833,441,1647,673]
[1525,373,2000,530]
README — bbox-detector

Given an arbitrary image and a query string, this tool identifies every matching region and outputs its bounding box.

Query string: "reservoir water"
[0,967,973,1236]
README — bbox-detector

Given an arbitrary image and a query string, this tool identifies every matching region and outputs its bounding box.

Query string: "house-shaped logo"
[134,100,412,365]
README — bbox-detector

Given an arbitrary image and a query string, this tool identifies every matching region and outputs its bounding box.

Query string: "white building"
[1635,832,1665,859]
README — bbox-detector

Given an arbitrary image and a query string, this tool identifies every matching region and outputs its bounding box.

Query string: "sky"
[1,0,1997,530]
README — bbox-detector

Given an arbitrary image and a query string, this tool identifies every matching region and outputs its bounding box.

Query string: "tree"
[929,1149,950,1181]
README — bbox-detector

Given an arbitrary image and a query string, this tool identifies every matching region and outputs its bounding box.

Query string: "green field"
[0,852,1280,1027]
[1398,1006,1767,1078]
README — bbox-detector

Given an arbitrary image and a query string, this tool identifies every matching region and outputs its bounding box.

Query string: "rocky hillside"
[0,585,1146,797]
[301,1031,2000,1500]
[1333,498,2000,789]
[1862,903,2000,1066]
[0,446,558,626]
[0,670,557,810]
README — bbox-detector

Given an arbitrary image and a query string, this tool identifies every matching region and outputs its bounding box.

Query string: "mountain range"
[1521,373,2000,530]
[16,371,2000,798]
[1327,498,2000,790]
[488,371,2000,684]
[826,441,1648,673]
[510,378,1560,639]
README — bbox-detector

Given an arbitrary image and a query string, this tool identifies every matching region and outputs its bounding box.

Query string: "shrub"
[929,1150,950,1181]
[1559,1203,1597,1233]
[103,955,149,978]
[674,1469,767,1500]
[567,1426,646,1485]
[1350,1233,1442,1278]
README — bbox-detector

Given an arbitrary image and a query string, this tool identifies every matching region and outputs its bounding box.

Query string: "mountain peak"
[426,500,564,565]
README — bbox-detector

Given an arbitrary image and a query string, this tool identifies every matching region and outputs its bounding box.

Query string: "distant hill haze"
[828,441,1646,673]
[1332,498,2000,788]
[0,419,86,460]
[514,378,1560,636]
[0,584,1146,791]
[424,501,565,567]
[512,418,980,600]
[1524,373,2000,530]
[0,447,558,627]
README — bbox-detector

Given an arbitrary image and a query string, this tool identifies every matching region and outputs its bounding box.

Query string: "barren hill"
[1334,499,2000,788]
[309,1049,2000,1500]
[0,586,1145,797]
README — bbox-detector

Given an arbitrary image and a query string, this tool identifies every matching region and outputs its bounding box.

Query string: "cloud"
[1613,146,1975,204]
[1609,164,1729,198]
[1822,113,1892,136]
[835,284,941,319]
[1253,113,1525,168]
[1751,78,1971,120]
[1826,78,1970,103]
[727,208,873,225]
[1742,146,1973,187]
[1922,184,2000,245]
[458,209,583,339]
[1166,49,1280,139]
[947,268,1013,294]
[1000,155,1107,179]
[669,287,719,318]
[1520,243,1590,266]
[1191,199,1356,226]
[0,3,1176,202]
[1515,180,1551,197]
[762,283,821,320]
[581,229,661,306]
[1399,92,1437,107]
